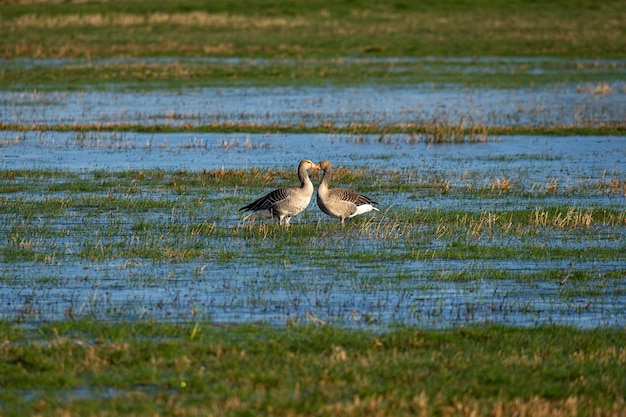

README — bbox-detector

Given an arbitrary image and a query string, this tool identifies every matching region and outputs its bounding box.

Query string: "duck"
[239,159,320,226]
[316,160,379,225]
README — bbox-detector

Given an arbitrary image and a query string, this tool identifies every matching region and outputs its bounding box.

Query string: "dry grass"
[531,207,595,229]
[577,82,616,95]
[485,397,626,417]
[545,178,559,193]
[355,210,413,240]
[491,176,512,191]
[603,210,626,227]
[444,210,515,241]
[420,119,491,144]
[596,177,626,197]
[3,11,311,30]
[21,396,626,417]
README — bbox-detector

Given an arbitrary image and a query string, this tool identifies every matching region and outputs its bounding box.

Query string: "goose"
[316,160,379,225]
[239,159,320,226]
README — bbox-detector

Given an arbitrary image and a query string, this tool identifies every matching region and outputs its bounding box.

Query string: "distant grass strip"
[0,322,625,416]
[1,0,624,91]
[2,122,625,137]
[2,58,624,89]
[1,0,625,59]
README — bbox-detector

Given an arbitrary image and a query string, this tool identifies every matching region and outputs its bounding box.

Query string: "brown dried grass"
[4,11,311,29]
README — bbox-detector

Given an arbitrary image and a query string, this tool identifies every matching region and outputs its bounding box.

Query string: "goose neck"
[298,165,312,188]
[319,168,332,191]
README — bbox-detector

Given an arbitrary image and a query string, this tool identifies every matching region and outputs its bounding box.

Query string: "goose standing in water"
[239,159,320,226]
[316,160,379,225]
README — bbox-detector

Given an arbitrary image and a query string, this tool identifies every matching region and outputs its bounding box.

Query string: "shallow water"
[1,82,625,328]
[1,255,625,328]
[2,82,626,128]
[1,131,624,187]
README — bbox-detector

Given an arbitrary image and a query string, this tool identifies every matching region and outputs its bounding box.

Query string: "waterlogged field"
[2,1,626,414]
[1,127,625,327]
[1,63,626,329]
[2,78,626,131]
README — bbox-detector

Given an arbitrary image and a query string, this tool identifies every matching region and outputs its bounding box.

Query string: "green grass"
[3,121,626,137]
[2,58,625,90]
[0,322,625,416]
[2,0,624,59]
[1,0,625,89]
[1,168,624,267]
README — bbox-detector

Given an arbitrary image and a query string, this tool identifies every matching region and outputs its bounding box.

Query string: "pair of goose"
[239,159,378,226]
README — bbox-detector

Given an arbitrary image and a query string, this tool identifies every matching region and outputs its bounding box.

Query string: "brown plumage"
[239,159,320,226]
[316,160,379,225]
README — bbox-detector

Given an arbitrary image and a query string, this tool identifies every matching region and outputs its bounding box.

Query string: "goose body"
[316,160,379,225]
[239,159,320,226]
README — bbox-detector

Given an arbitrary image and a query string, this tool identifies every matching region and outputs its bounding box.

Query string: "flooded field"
[3,81,626,128]
[1,83,625,329]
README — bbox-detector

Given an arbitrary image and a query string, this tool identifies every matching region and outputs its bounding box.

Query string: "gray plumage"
[239,159,320,226]
[316,160,379,225]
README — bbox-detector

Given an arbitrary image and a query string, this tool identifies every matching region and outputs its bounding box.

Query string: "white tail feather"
[350,204,378,218]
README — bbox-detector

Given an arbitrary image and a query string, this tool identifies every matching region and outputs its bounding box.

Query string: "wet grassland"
[1,160,625,326]
[1,149,625,414]
[1,0,626,415]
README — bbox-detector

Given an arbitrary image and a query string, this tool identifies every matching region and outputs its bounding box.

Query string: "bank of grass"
[2,0,624,60]
[2,167,624,200]
[1,0,625,89]
[2,121,626,137]
[2,58,625,90]
[0,321,625,416]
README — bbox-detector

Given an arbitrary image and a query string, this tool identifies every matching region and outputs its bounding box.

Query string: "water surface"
[1,83,625,329]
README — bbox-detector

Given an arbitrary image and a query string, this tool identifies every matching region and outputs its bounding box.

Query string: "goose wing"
[333,188,378,207]
[239,187,292,212]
